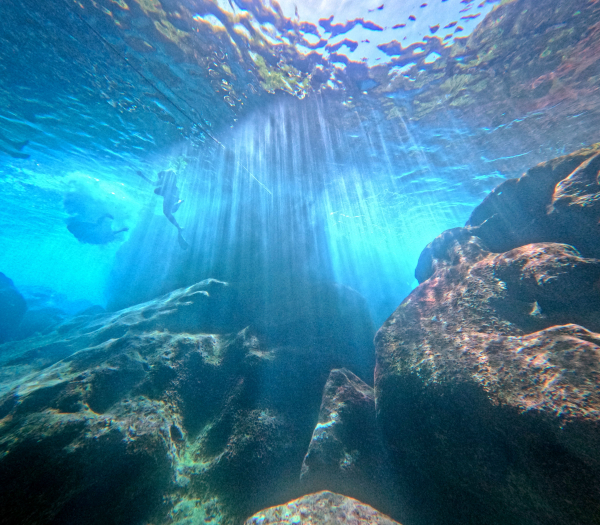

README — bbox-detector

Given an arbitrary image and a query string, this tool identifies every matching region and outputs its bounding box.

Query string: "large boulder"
[0,278,375,525]
[377,144,600,525]
[10,286,101,341]
[467,146,600,258]
[248,282,376,381]
[243,491,403,525]
[416,143,600,283]
[300,369,404,519]
[0,273,27,344]
[377,241,600,525]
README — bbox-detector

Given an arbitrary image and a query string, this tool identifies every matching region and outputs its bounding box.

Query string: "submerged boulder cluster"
[1,144,599,525]
[378,143,600,524]
[0,280,99,343]
[0,279,376,524]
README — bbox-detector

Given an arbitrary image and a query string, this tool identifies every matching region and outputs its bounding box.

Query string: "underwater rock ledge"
[377,144,600,525]
[416,142,600,283]
[0,278,375,525]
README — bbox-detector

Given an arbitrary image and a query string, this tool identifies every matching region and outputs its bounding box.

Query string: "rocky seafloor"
[1,144,599,525]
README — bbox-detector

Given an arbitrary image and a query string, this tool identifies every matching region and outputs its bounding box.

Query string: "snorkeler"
[136,169,189,249]
[66,213,129,245]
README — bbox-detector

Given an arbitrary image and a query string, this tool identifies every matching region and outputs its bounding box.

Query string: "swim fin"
[178,229,189,250]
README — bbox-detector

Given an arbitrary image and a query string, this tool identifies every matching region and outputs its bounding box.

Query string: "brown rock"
[243,491,402,525]
[376,241,600,525]
[467,143,600,258]
[416,144,600,284]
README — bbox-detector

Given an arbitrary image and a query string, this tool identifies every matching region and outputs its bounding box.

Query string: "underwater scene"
[1,0,600,523]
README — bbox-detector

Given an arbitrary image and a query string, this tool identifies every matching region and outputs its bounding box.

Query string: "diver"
[66,213,129,245]
[136,169,189,249]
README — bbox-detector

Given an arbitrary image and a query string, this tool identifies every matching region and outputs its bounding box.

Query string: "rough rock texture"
[417,143,600,283]
[0,279,375,525]
[244,491,402,525]
[378,145,600,525]
[0,273,27,344]
[300,368,403,519]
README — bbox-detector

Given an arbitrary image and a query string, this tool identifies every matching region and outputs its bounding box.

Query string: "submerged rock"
[249,282,376,381]
[416,143,600,283]
[18,284,94,317]
[378,144,600,525]
[377,242,600,524]
[243,491,403,525]
[15,306,67,340]
[300,368,403,519]
[0,273,27,344]
[468,145,600,258]
[76,304,106,316]
[0,278,375,525]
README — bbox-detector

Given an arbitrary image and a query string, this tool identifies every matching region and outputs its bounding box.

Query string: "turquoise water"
[1,0,599,324]
[2,1,600,524]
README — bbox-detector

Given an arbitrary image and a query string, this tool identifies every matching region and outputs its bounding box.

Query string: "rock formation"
[300,368,403,519]
[377,144,600,525]
[0,279,375,525]
[2,143,600,525]
[0,272,27,344]
[15,306,67,340]
[244,491,403,525]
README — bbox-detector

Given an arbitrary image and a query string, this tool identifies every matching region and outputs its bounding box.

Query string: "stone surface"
[416,143,600,283]
[18,285,94,317]
[469,145,600,258]
[15,306,67,340]
[378,237,600,524]
[383,144,600,524]
[0,278,375,525]
[300,369,403,519]
[244,491,402,525]
[0,273,27,344]
[414,228,489,284]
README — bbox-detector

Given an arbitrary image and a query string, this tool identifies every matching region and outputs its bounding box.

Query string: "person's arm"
[136,170,157,185]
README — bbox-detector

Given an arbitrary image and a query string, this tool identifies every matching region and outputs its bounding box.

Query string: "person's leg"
[164,210,182,230]
[171,199,184,213]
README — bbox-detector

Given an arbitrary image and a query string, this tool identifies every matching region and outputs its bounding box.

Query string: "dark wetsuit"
[154,170,184,230]
[137,169,188,249]
[67,214,128,245]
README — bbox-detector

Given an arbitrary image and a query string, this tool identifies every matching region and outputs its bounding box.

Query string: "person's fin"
[177,229,189,250]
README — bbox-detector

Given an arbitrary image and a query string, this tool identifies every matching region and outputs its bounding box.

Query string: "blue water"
[1,0,600,326]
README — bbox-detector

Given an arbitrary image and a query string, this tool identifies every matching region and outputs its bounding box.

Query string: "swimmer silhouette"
[67,213,129,245]
[137,169,189,249]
